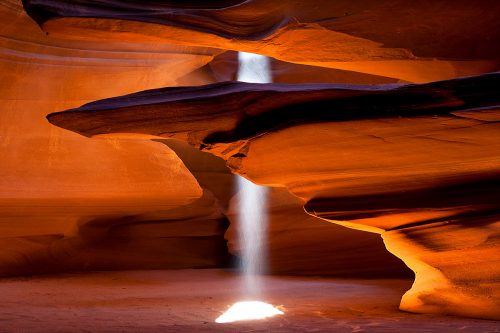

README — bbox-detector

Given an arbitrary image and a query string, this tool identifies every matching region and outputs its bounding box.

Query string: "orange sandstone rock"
[47,76,500,319]
[0,1,413,278]
[163,140,411,278]
[0,0,231,276]
[23,0,500,82]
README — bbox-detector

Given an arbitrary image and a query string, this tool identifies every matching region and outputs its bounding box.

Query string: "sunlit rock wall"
[0,0,230,276]
[164,140,411,278]
[48,76,500,319]
[8,0,500,320]
[24,0,499,82]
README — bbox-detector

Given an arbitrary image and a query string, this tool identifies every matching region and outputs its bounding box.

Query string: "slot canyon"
[0,0,499,332]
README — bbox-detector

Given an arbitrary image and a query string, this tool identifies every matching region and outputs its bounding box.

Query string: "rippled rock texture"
[47,74,500,319]
[23,0,500,82]
[1,0,409,279]
[162,140,411,278]
[4,0,499,322]
[0,0,230,275]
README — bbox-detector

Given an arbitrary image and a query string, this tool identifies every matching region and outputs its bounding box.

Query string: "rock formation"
[165,140,410,278]
[2,0,498,322]
[1,0,409,279]
[23,0,500,82]
[47,75,500,319]
[0,0,230,275]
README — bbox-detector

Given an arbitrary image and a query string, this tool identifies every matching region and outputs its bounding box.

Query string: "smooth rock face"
[23,0,289,40]
[0,0,411,279]
[23,0,500,82]
[0,0,231,276]
[47,76,500,319]
[5,0,500,322]
[226,187,411,278]
[163,140,411,278]
[47,73,500,143]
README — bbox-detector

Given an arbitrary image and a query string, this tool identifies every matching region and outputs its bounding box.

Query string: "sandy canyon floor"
[0,269,498,333]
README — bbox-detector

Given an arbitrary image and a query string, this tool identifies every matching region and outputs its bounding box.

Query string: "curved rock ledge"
[48,73,500,143]
[0,0,413,281]
[23,0,289,40]
[163,139,412,278]
[48,75,500,319]
[23,0,500,82]
[0,0,230,276]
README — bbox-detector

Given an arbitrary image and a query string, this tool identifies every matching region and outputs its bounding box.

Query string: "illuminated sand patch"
[215,301,284,323]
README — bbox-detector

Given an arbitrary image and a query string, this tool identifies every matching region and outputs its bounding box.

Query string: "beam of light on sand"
[215,301,284,323]
[215,52,283,324]
[237,52,271,300]
[236,54,271,299]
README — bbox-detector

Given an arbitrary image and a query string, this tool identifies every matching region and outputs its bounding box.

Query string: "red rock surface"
[227,187,411,278]
[163,140,411,278]
[47,76,500,319]
[24,0,500,82]
[2,0,499,325]
[0,0,230,276]
[0,0,410,281]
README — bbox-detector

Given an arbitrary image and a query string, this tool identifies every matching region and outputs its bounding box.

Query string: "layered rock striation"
[0,0,410,279]
[23,0,289,40]
[7,0,500,320]
[0,0,231,276]
[47,74,500,319]
[23,0,500,82]
[165,140,411,278]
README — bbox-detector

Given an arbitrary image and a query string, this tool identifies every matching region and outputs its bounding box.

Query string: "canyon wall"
[47,76,500,319]
[0,0,409,278]
[6,0,500,320]
[0,0,230,275]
